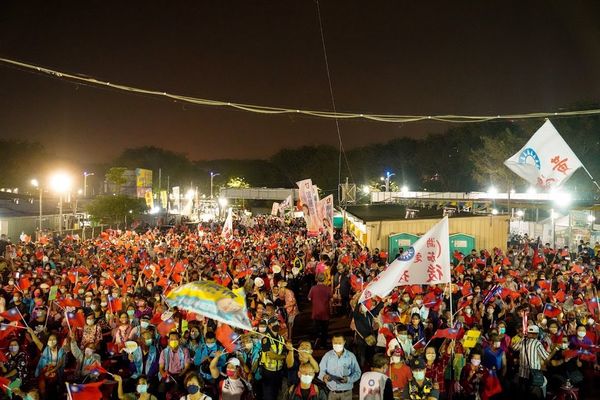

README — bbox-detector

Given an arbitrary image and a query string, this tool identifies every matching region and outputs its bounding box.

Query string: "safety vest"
[260,336,284,372]
[407,378,434,400]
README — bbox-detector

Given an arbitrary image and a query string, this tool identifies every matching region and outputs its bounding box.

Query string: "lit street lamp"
[380,171,395,192]
[31,179,42,233]
[210,172,220,199]
[83,172,95,198]
[50,172,72,235]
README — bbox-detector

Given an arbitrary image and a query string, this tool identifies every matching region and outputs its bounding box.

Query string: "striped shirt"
[512,337,549,378]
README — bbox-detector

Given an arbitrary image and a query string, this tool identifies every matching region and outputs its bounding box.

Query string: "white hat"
[527,325,540,334]
[226,357,241,367]
[254,277,264,288]
[291,267,300,276]
[40,283,50,289]
[272,265,281,274]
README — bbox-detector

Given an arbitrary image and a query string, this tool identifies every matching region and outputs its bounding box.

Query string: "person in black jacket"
[353,300,384,369]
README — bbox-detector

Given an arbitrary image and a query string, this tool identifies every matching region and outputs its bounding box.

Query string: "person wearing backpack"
[359,353,394,400]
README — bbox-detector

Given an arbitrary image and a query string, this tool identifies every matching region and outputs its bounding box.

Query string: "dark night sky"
[1,1,600,163]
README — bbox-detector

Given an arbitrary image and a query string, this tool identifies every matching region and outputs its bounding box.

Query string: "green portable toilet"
[449,233,476,256]
[333,215,344,229]
[388,233,420,262]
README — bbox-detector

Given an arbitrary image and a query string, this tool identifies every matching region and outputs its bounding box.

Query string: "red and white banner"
[278,195,293,215]
[317,194,334,238]
[221,208,233,240]
[296,179,320,234]
[271,202,280,216]
[359,217,450,302]
[504,120,583,190]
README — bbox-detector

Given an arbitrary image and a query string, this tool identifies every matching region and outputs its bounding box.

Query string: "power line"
[1,56,600,124]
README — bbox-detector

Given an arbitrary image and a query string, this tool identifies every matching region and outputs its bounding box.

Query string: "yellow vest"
[260,336,284,371]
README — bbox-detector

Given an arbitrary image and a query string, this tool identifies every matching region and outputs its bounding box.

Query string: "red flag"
[0,323,19,341]
[482,373,503,400]
[350,274,363,292]
[432,327,464,340]
[555,290,566,303]
[215,324,240,353]
[543,304,561,318]
[0,376,10,392]
[150,312,163,325]
[108,297,122,312]
[57,299,82,308]
[67,381,105,400]
[157,318,176,336]
[66,311,86,328]
[571,264,584,274]
[0,351,7,363]
[0,308,21,322]
[538,280,551,291]
[461,281,472,297]
[84,361,109,375]
[18,277,32,290]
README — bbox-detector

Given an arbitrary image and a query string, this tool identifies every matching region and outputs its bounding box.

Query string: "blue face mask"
[137,384,148,393]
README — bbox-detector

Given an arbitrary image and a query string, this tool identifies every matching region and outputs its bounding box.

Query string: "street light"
[31,179,42,233]
[380,171,395,192]
[210,172,220,199]
[401,185,409,193]
[362,185,370,195]
[487,186,498,196]
[516,210,524,218]
[491,208,499,215]
[218,197,228,208]
[588,215,596,224]
[83,172,95,198]
[50,172,72,235]
[553,191,572,208]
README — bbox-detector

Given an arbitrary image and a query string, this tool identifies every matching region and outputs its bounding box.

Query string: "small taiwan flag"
[66,311,85,328]
[67,381,105,400]
[0,308,21,322]
[215,323,240,353]
[432,328,464,340]
[543,304,562,318]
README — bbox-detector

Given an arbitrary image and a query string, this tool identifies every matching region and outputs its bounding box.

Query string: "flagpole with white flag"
[504,119,599,190]
[221,208,233,240]
[359,216,450,303]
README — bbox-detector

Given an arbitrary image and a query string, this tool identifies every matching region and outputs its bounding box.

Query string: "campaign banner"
[296,179,319,234]
[359,217,450,302]
[166,281,252,331]
[317,195,334,238]
[504,120,583,190]
[271,202,280,216]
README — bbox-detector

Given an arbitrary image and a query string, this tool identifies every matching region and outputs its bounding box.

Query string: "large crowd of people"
[0,215,598,400]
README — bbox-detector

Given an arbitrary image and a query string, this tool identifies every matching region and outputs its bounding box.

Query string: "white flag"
[221,208,233,240]
[504,120,582,190]
[359,217,450,303]
[271,202,280,216]
[279,195,292,215]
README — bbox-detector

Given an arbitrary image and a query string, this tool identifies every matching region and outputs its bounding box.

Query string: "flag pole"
[581,164,600,191]
[65,382,74,400]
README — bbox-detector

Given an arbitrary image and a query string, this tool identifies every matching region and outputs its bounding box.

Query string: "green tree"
[469,128,526,191]
[86,195,147,226]
[105,167,128,194]
[226,176,250,188]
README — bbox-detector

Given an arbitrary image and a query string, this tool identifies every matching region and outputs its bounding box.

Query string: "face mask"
[169,340,179,349]
[562,343,569,350]
[471,359,481,367]
[487,309,494,314]
[493,341,501,348]
[413,370,425,381]
[464,309,472,315]
[9,345,18,353]
[398,334,408,340]
[300,374,314,384]
[85,348,94,356]
[137,384,148,394]
[90,304,98,311]
[48,340,57,347]
[415,299,423,306]
[187,385,199,395]
[13,297,21,303]
[333,344,344,353]
[577,331,586,338]
[402,297,410,303]
[127,310,135,317]
[100,302,107,307]
[541,318,547,325]
[549,328,558,334]
[426,354,436,361]
[244,343,253,350]
[391,356,402,363]
[226,370,236,377]
[499,327,506,335]
[259,327,267,333]
[206,342,216,349]
[271,325,280,333]
[87,319,95,326]
[140,321,149,329]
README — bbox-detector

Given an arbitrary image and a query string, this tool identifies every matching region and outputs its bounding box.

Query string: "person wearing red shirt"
[308,273,332,349]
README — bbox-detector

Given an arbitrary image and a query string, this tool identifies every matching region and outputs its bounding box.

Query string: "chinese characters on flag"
[359,217,450,302]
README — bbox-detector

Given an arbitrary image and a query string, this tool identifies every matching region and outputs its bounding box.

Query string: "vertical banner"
[322,194,334,238]
[172,186,180,212]
[160,190,168,209]
[279,194,292,216]
[144,191,154,209]
[271,202,280,216]
[296,179,319,235]
[222,208,233,240]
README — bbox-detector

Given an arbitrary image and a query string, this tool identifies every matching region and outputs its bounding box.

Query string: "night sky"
[1,1,600,163]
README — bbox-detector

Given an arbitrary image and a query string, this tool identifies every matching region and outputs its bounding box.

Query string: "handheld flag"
[215,323,241,353]
[166,281,252,331]
[359,217,450,303]
[0,308,21,322]
[504,120,583,190]
[67,381,105,400]
[432,327,463,340]
[222,208,233,240]
[543,304,562,318]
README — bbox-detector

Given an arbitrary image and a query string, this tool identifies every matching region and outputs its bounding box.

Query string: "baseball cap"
[226,357,241,367]
[254,277,264,288]
[410,357,426,370]
[527,325,540,334]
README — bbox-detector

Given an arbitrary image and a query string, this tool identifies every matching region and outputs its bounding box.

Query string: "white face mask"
[561,343,569,349]
[577,331,587,338]
[415,299,423,306]
[391,356,402,364]
[333,344,345,353]
[140,321,149,329]
[412,370,425,381]
[471,359,481,367]
[258,327,267,333]
[300,374,314,385]
[425,354,436,361]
